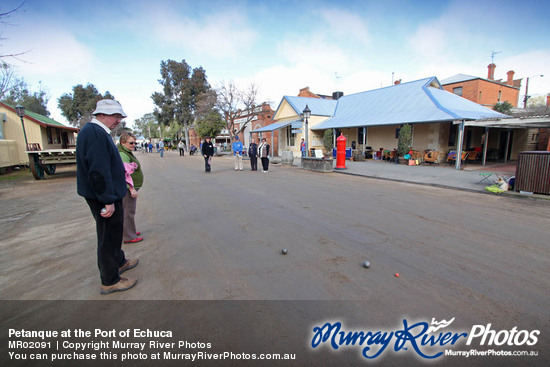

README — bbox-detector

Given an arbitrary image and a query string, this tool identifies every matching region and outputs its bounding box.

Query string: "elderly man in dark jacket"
[76,99,139,295]
[248,139,258,171]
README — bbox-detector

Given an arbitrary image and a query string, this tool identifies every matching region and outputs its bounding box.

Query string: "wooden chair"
[424,151,440,164]
[446,150,457,163]
[410,151,422,162]
[466,151,479,163]
[447,151,468,164]
[386,150,397,163]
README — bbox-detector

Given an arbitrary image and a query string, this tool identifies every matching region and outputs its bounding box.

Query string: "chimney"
[332,91,344,100]
[487,63,496,80]
[507,70,515,86]
[394,79,401,85]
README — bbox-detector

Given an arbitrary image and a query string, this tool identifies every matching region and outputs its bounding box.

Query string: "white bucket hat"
[92,99,127,117]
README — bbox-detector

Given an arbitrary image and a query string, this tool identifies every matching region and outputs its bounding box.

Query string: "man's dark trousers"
[250,156,257,170]
[86,199,126,286]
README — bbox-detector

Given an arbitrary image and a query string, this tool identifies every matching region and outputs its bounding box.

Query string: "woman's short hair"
[119,132,136,144]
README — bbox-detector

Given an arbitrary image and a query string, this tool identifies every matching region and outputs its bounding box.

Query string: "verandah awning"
[251,120,299,133]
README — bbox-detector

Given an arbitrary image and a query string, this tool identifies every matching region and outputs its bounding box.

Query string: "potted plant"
[323,129,333,158]
[397,124,412,165]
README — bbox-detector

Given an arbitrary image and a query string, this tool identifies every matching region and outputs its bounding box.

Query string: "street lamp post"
[523,74,544,108]
[14,104,29,149]
[303,105,311,157]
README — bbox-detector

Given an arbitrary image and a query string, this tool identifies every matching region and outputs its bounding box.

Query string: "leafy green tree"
[493,101,513,115]
[195,110,225,140]
[1,77,50,116]
[526,95,545,108]
[323,129,333,154]
[165,121,184,142]
[58,84,114,127]
[152,59,211,151]
[133,113,159,139]
[397,123,412,157]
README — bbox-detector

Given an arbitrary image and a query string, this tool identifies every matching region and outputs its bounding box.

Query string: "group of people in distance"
[231,136,270,173]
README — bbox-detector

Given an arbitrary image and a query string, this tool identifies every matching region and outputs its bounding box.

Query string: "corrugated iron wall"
[515,151,550,194]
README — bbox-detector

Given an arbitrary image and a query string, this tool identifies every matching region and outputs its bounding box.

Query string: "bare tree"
[215,81,259,148]
[195,89,218,120]
[1,2,29,61]
[0,61,15,99]
[0,3,27,98]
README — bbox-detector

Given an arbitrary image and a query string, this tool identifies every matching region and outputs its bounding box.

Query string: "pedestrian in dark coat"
[248,139,258,171]
[202,136,214,173]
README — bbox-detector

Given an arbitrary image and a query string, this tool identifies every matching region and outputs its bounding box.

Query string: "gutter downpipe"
[482,127,489,166]
[333,128,336,154]
[362,127,366,154]
[455,120,465,170]
[504,129,511,163]
[271,131,274,158]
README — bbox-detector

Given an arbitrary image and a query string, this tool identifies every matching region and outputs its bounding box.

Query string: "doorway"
[498,130,514,160]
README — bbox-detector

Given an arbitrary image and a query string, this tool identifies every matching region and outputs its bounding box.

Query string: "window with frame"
[453,87,463,96]
[46,127,53,144]
[286,126,296,146]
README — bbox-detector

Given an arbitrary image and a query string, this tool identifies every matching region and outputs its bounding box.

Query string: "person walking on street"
[117,132,144,245]
[202,136,214,173]
[76,99,138,295]
[232,135,244,171]
[159,140,165,157]
[258,137,270,173]
[178,140,185,156]
[248,139,258,171]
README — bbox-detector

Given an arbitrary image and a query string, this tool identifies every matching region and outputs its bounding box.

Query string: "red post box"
[335,133,347,169]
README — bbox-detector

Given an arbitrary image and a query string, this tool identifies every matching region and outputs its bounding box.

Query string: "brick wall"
[442,79,520,107]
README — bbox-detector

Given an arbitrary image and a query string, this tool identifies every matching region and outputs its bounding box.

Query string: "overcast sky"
[2,0,549,127]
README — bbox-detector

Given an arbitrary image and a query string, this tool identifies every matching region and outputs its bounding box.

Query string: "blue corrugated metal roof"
[440,74,479,85]
[281,96,337,117]
[311,77,508,130]
[251,120,294,133]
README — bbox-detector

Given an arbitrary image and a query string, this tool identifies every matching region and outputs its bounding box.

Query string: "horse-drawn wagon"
[26,143,76,180]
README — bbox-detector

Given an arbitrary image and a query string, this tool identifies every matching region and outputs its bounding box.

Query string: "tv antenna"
[334,72,342,89]
[491,50,502,63]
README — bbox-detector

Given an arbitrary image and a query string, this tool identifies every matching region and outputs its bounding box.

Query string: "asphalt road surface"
[1,150,548,366]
